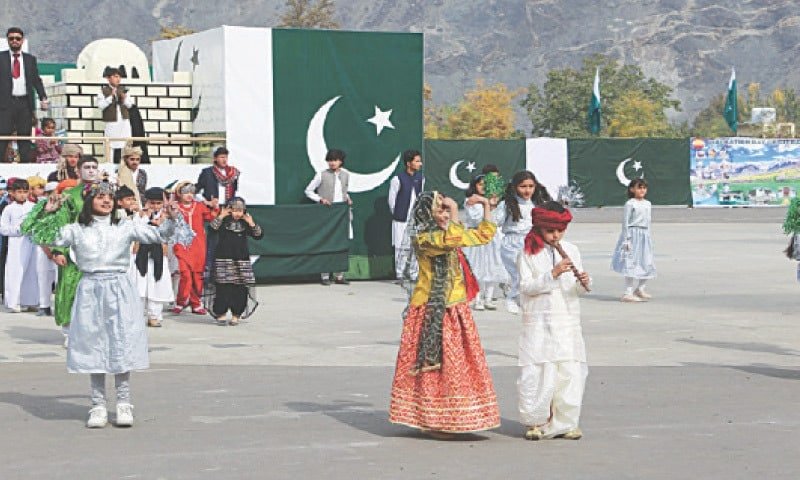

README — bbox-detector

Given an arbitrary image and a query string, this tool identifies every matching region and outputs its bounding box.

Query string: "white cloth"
[9,50,26,96]
[463,201,507,284]
[0,201,38,308]
[517,241,590,435]
[130,256,174,303]
[611,198,656,279]
[304,170,344,203]
[95,86,134,149]
[494,197,535,301]
[35,246,56,308]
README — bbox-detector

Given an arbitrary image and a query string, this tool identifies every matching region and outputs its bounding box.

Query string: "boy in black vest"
[387,149,424,281]
[304,148,352,285]
[95,67,134,163]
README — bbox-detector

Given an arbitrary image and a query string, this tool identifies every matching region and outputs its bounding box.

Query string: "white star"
[466,161,477,172]
[366,106,395,136]
[632,160,643,171]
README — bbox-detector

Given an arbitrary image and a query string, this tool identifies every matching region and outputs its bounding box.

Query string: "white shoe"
[62,334,69,349]
[86,406,108,428]
[485,299,498,310]
[621,294,643,303]
[116,403,134,427]
[473,298,485,311]
[634,288,652,300]
[506,299,520,315]
[8,306,21,313]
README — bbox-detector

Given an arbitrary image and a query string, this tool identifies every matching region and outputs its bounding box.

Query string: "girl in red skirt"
[389,191,501,434]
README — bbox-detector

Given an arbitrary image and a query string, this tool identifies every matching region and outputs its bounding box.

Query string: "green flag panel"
[271,29,423,279]
[423,139,526,201]
[568,138,691,207]
[247,204,349,278]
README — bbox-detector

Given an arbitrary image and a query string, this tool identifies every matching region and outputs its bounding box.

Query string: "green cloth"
[22,186,84,326]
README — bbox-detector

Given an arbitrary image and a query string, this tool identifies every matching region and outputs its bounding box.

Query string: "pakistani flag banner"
[272,29,423,279]
[568,138,691,206]
[424,139,526,201]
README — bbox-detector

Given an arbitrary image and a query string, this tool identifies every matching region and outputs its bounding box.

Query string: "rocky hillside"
[5,0,799,130]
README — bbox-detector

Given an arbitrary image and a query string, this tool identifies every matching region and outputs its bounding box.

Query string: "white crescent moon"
[306,96,400,193]
[449,160,470,190]
[616,157,633,186]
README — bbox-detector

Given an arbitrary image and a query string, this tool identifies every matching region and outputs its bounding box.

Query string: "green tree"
[521,54,681,137]
[279,0,339,29]
[425,81,522,139]
[606,91,671,137]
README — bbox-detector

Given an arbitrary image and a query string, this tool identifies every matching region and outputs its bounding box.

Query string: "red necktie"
[12,53,20,79]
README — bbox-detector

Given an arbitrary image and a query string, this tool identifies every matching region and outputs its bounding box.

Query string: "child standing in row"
[611,179,656,302]
[208,197,263,326]
[35,117,62,164]
[494,171,552,314]
[0,179,38,312]
[463,174,507,310]
[517,201,590,440]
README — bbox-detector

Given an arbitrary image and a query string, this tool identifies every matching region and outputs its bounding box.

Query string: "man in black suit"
[0,27,47,163]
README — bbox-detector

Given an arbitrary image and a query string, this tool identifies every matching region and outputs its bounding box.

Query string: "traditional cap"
[83,181,116,199]
[27,175,46,188]
[144,187,165,201]
[56,179,78,194]
[524,206,573,255]
[44,181,59,193]
[115,185,136,200]
[62,144,83,157]
[123,145,143,158]
[175,181,196,194]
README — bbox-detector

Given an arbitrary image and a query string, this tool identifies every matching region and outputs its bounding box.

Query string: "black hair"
[77,155,98,168]
[325,148,346,164]
[40,117,55,129]
[115,185,136,200]
[504,170,552,222]
[627,178,649,198]
[785,234,797,260]
[213,146,229,157]
[481,164,500,175]
[402,149,421,166]
[78,191,120,226]
[9,179,29,191]
[465,174,486,198]
[103,67,121,77]
[540,200,566,213]
[6,27,23,37]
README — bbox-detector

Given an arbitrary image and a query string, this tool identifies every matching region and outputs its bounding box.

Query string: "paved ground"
[1,208,798,479]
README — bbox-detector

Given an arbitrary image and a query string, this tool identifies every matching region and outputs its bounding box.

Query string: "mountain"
[6,0,800,132]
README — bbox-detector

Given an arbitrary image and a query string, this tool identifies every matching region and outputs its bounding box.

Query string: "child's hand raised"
[243,213,255,226]
[219,207,231,218]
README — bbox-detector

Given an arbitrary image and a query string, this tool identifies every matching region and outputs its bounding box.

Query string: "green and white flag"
[587,68,601,135]
[724,68,738,135]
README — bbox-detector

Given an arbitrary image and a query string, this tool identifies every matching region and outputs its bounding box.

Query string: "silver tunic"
[53,215,177,373]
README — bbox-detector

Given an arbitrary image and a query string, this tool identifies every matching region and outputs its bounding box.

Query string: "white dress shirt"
[9,50,26,97]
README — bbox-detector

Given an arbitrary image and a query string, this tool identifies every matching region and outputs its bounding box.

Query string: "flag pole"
[724,68,738,136]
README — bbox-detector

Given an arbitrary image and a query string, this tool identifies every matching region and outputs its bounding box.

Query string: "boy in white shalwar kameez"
[517,202,591,441]
[0,179,39,312]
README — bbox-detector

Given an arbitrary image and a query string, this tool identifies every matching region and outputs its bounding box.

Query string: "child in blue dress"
[611,179,657,302]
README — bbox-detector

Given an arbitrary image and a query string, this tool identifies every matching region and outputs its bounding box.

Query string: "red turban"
[524,206,573,255]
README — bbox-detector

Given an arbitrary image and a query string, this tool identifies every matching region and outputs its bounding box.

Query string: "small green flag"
[724,68,738,135]
[587,68,601,135]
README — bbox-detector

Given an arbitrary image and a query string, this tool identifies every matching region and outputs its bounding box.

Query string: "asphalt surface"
[1,208,798,479]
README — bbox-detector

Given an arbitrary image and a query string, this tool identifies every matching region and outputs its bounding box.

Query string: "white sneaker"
[116,403,134,427]
[621,294,643,303]
[506,299,520,315]
[473,298,485,311]
[86,406,108,428]
[485,299,498,310]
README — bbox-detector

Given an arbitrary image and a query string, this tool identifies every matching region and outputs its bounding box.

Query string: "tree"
[279,0,339,29]
[606,91,671,137]
[521,54,681,137]
[425,80,522,139]
[157,25,195,40]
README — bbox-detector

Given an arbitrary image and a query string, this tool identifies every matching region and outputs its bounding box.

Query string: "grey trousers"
[90,372,131,406]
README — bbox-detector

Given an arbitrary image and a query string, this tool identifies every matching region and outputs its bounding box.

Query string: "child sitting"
[35,117,62,164]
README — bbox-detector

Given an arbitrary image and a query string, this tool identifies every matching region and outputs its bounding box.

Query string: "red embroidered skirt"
[389,302,500,433]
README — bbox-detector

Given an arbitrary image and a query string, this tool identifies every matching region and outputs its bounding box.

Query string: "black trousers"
[213,283,248,316]
[0,96,34,163]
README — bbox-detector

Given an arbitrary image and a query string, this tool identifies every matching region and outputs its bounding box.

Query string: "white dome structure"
[76,38,150,82]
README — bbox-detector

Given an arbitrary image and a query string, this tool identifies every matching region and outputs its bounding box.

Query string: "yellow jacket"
[410,219,497,306]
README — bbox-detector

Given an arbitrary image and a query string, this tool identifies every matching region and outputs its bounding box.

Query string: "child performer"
[34,182,60,316]
[133,188,179,327]
[389,191,501,435]
[208,197,263,326]
[96,67,134,164]
[172,181,218,315]
[611,178,656,302]
[27,175,46,202]
[44,182,181,428]
[463,175,507,310]
[0,179,38,312]
[35,117,62,164]
[517,201,591,441]
[494,171,551,314]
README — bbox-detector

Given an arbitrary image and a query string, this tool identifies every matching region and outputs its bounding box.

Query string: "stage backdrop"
[153,27,423,279]
[423,139,526,200]
[568,138,692,207]
[691,137,800,206]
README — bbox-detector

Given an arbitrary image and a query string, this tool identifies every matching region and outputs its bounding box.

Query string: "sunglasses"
[7,36,22,41]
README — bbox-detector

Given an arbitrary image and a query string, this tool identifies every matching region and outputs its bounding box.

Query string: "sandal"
[147,318,162,328]
[228,317,240,326]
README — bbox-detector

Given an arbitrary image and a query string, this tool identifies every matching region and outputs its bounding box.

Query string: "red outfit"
[173,201,216,308]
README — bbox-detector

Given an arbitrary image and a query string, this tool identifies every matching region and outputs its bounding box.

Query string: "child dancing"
[517,201,591,440]
[611,179,656,302]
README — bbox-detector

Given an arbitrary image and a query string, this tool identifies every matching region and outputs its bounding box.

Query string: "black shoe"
[321,278,332,286]
[36,307,51,317]
[334,277,350,285]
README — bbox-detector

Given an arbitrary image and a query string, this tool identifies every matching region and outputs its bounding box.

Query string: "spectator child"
[0,179,38,312]
[35,117,62,163]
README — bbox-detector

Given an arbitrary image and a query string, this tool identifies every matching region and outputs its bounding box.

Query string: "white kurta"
[516,241,590,436]
[96,89,134,149]
[0,201,39,308]
[387,175,423,280]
